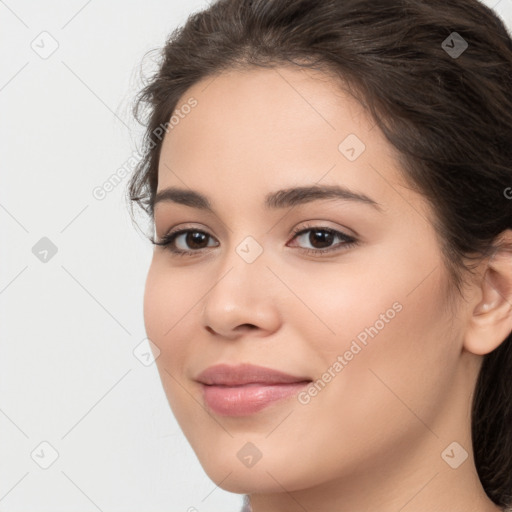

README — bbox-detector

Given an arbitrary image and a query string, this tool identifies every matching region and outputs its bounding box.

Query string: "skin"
[143,65,512,512]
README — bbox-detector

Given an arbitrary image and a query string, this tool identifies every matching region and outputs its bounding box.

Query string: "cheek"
[301,243,455,379]
[299,261,457,438]
[143,261,170,345]
[288,258,409,363]
[143,258,196,369]
[143,259,201,422]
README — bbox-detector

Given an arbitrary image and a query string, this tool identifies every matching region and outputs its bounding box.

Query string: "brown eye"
[180,231,210,250]
[288,225,358,256]
[153,229,219,256]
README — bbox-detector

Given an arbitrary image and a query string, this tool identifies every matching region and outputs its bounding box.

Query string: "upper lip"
[195,363,312,386]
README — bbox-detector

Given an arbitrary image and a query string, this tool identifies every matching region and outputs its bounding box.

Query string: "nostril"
[240,324,257,330]
[205,324,257,336]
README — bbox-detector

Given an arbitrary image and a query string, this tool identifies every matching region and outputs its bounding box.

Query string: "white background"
[1,0,511,511]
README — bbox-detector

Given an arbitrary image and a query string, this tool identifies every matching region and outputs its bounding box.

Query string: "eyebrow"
[153,184,383,213]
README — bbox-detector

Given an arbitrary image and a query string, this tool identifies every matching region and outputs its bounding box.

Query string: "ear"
[464,230,512,356]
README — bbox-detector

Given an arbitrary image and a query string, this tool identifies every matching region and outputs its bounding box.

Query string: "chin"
[194,446,313,494]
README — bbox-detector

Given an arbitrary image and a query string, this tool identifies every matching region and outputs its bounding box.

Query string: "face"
[143,65,465,494]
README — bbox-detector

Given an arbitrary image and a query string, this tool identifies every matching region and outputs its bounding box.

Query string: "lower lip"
[201,382,311,416]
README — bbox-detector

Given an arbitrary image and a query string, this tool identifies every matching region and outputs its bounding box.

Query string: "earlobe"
[464,231,512,356]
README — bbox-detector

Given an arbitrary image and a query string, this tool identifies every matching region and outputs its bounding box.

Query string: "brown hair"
[128,0,512,507]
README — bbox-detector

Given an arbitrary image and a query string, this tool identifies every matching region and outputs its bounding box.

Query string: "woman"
[128,0,512,510]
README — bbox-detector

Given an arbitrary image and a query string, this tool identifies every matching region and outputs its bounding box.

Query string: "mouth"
[200,381,312,416]
[195,363,313,416]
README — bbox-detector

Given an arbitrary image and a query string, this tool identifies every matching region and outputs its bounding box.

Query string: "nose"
[201,251,281,340]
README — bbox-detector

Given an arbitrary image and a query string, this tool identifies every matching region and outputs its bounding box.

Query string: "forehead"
[156,65,414,214]
[161,65,374,159]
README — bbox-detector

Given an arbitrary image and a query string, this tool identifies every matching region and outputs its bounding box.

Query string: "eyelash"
[151,223,358,258]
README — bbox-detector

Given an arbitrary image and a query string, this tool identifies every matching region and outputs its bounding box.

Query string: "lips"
[195,363,312,416]
[195,363,312,386]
